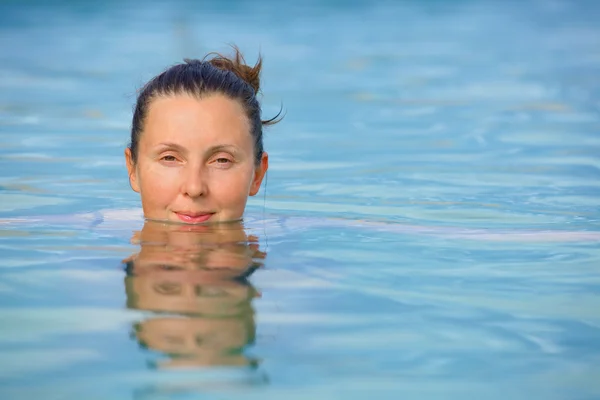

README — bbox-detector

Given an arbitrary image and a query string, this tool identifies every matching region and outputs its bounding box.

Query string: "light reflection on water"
[1,0,600,399]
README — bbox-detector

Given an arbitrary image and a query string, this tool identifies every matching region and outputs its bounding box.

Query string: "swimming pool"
[1,0,599,399]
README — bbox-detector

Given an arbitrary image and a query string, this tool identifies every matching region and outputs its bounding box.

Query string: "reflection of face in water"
[123,220,264,369]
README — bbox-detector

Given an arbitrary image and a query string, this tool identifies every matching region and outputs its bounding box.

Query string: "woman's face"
[125,93,268,224]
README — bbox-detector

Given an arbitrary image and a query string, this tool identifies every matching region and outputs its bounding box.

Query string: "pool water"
[1,0,599,399]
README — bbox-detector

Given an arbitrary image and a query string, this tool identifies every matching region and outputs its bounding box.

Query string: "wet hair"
[128,46,281,165]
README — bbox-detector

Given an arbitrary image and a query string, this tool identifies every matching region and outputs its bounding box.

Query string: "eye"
[195,286,227,297]
[158,264,184,271]
[153,282,182,295]
[211,155,234,167]
[161,155,177,162]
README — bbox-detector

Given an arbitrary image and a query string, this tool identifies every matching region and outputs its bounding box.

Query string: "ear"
[125,148,140,193]
[249,152,268,196]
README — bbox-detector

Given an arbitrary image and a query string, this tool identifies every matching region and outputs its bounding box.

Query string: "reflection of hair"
[128,46,282,165]
[124,260,135,276]
[235,261,262,282]
[123,272,138,310]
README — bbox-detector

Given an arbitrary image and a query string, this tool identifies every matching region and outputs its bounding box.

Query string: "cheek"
[213,170,252,198]
[139,164,179,206]
[210,169,254,206]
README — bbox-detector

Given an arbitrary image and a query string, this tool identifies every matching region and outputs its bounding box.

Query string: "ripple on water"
[0,193,72,212]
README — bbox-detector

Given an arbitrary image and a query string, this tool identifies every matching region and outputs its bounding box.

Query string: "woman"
[125,47,279,225]
[1,48,598,243]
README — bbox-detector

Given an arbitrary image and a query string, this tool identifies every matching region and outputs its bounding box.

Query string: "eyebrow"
[207,144,239,154]
[155,143,239,154]
[155,142,187,154]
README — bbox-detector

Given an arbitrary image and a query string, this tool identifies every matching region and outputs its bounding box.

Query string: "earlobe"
[124,148,140,193]
[249,152,268,196]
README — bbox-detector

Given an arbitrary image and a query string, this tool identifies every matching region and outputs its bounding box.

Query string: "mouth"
[174,212,215,224]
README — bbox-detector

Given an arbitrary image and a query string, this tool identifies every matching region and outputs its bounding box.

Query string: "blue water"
[1,0,599,399]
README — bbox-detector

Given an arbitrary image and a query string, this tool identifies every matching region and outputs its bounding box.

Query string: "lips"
[174,212,214,224]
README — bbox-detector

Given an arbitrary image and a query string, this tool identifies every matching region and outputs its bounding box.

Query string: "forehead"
[142,93,252,146]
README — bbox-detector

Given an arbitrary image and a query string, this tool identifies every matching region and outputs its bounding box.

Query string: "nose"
[181,164,207,198]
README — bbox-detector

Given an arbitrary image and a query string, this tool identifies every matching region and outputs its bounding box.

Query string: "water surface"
[1,1,599,399]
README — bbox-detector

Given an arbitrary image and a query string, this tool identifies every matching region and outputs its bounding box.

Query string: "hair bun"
[205,47,262,94]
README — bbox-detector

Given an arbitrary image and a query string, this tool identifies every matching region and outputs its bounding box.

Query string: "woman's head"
[125,47,279,224]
